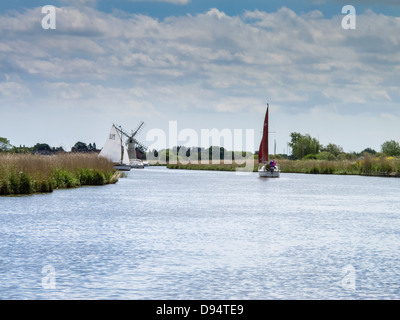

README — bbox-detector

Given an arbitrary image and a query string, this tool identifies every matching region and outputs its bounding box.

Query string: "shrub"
[9,172,19,195]
[303,154,317,160]
[52,169,80,189]
[316,151,337,161]
[91,170,106,185]
[19,172,34,194]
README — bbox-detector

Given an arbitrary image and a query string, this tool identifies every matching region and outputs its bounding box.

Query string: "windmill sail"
[258,105,269,164]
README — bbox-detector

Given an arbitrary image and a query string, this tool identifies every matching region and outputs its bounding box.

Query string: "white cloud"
[0,5,399,151]
[59,0,97,6]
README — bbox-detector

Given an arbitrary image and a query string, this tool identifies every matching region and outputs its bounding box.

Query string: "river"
[0,167,399,299]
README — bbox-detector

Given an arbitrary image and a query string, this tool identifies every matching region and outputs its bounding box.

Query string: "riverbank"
[165,156,400,177]
[0,153,119,196]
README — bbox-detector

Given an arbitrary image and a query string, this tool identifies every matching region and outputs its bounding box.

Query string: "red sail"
[258,106,269,163]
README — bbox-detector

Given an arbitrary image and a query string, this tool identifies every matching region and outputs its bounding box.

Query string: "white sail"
[122,144,130,165]
[99,125,126,164]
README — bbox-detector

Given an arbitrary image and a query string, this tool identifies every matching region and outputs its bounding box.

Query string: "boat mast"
[266,103,269,163]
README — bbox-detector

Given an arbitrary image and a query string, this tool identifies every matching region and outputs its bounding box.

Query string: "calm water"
[1,167,400,300]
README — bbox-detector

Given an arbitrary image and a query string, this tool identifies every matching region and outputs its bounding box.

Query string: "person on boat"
[269,160,276,168]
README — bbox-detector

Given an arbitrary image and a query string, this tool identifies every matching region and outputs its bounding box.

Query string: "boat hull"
[130,159,144,169]
[114,164,131,171]
[258,165,280,178]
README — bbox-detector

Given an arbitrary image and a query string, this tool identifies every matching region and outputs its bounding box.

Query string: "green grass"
[278,156,400,176]
[0,153,119,196]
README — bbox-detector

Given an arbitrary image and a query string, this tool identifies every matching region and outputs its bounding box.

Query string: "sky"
[0,0,399,153]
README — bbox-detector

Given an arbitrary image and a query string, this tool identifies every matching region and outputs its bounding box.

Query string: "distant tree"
[0,137,12,152]
[360,147,376,155]
[289,132,321,160]
[381,140,400,157]
[337,152,357,161]
[54,146,65,153]
[11,145,32,154]
[71,141,89,152]
[316,151,337,161]
[302,154,317,160]
[33,143,51,152]
[322,143,343,157]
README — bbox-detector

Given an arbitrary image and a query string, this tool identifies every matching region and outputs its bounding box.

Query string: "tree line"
[287,132,400,160]
[0,138,99,154]
[148,146,252,162]
[2,134,399,160]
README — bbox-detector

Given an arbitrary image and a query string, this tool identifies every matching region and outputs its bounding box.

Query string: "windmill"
[114,121,147,160]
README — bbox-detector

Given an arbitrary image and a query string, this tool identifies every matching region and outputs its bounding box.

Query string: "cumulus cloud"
[0,5,399,150]
[59,0,98,6]
[1,6,399,110]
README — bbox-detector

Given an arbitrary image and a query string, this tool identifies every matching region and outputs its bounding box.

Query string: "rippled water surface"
[1,167,400,299]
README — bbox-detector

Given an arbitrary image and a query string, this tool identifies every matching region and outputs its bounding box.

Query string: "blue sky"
[1,0,399,153]
[2,1,400,18]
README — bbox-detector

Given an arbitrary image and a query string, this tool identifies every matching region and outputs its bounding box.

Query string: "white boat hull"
[258,164,280,178]
[130,159,144,169]
[114,164,131,171]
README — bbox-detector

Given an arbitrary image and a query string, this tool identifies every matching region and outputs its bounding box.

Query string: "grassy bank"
[165,156,400,177]
[167,161,250,172]
[0,153,119,196]
[279,156,400,176]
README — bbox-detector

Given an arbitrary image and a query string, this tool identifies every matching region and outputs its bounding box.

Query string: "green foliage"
[52,169,80,189]
[289,132,321,160]
[0,137,12,152]
[19,172,34,194]
[302,154,317,160]
[360,148,376,155]
[71,141,89,152]
[33,143,52,152]
[381,140,400,157]
[0,153,118,196]
[337,153,357,161]
[0,171,34,195]
[0,178,10,195]
[322,143,343,157]
[316,151,337,161]
[77,168,107,186]
[35,180,53,193]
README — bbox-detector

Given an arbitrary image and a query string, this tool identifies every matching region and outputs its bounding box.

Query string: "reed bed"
[0,153,119,196]
[166,156,400,177]
[279,156,400,176]
[167,159,253,172]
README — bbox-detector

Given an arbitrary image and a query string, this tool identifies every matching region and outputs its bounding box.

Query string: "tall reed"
[0,153,118,196]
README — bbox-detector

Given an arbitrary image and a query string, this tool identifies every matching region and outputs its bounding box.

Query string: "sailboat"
[258,104,280,178]
[99,124,131,172]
